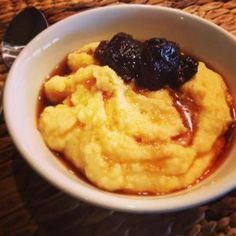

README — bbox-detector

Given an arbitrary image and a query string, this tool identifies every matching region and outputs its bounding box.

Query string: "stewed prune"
[95,33,198,90]
[95,33,142,82]
[136,38,180,90]
[170,55,198,89]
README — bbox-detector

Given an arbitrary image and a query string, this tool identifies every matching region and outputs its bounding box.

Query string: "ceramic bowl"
[4,5,236,213]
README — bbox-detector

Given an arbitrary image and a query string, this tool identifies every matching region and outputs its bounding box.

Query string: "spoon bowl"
[0,7,48,116]
[1,7,48,68]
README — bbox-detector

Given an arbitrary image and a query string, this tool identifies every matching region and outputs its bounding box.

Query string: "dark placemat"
[0,1,236,235]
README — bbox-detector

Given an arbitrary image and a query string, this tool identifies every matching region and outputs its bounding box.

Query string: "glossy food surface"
[95,33,198,90]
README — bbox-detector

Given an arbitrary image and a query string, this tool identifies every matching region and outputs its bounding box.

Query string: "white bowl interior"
[4,5,236,212]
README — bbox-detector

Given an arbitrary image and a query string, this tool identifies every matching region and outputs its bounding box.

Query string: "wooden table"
[0,1,236,235]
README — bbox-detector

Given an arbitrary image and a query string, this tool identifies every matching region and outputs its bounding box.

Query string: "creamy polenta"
[38,42,233,194]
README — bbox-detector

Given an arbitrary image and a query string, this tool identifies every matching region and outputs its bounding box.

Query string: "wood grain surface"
[0,1,236,235]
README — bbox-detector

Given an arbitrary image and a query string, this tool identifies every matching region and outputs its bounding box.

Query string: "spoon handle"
[1,43,24,68]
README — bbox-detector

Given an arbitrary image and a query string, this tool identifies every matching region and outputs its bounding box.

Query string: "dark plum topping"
[137,38,180,90]
[94,40,108,62]
[174,55,198,88]
[95,33,142,82]
[95,32,198,90]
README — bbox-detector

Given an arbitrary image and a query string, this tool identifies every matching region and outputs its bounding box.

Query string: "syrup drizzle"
[169,89,199,146]
[37,57,236,196]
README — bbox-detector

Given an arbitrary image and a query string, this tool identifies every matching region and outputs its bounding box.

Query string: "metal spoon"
[1,7,48,68]
[0,7,48,116]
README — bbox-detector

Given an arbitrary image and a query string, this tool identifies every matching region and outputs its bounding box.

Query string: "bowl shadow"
[10,149,209,236]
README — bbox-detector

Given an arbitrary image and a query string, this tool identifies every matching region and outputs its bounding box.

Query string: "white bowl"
[4,5,236,213]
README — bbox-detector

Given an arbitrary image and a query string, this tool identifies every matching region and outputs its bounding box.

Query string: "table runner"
[0,1,236,235]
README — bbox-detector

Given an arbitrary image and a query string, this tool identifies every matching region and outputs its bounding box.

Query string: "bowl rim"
[3,4,236,213]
